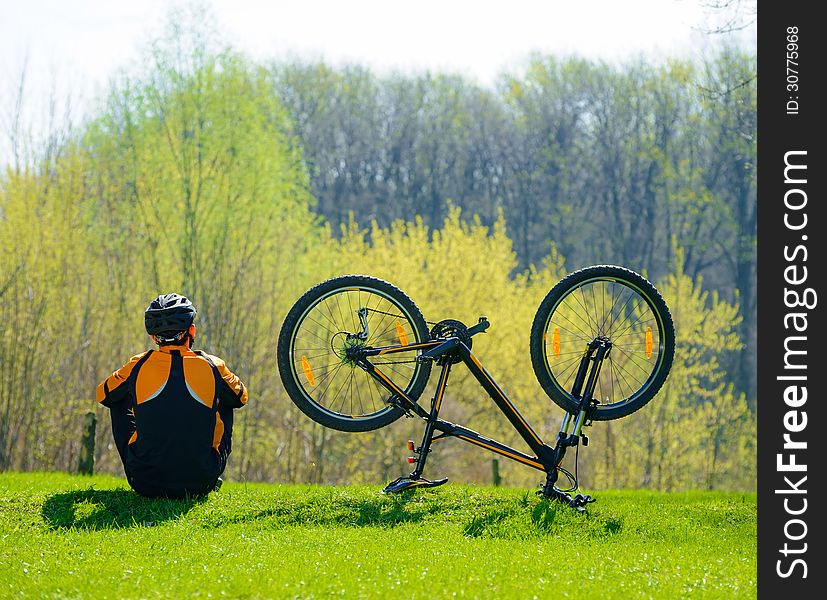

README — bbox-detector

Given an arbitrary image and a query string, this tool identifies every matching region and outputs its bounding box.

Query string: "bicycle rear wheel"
[277,275,431,432]
[530,265,674,421]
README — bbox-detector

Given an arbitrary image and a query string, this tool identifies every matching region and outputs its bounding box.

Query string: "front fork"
[544,337,612,488]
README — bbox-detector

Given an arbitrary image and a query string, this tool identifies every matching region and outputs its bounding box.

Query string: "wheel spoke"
[537,273,671,414]
[288,283,427,423]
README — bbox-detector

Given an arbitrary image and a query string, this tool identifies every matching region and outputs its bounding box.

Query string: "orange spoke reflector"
[301,355,316,386]
[552,327,561,358]
[645,327,653,359]
[395,321,409,346]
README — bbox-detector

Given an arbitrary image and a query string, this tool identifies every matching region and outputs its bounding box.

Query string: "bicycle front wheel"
[277,275,432,432]
[530,265,675,421]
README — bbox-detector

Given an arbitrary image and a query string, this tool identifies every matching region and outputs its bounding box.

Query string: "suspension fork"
[547,337,612,482]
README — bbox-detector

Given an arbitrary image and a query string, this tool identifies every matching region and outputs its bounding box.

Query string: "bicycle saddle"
[382,476,448,494]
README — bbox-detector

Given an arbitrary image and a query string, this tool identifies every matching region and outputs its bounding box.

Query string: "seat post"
[409,360,452,479]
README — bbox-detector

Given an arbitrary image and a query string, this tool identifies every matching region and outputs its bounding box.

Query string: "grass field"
[0,472,755,598]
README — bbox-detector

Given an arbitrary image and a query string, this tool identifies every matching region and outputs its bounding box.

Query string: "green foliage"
[0,13,755,492]
[301,208,566,486]
[299,213,753,492]
[588,247,754,491]
[0,17,319,477]
[280,49,757,401]
[0,472,756,599]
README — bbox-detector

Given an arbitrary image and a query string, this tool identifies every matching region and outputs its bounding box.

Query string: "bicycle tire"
[277,275,432,432]
[530,265,675,421]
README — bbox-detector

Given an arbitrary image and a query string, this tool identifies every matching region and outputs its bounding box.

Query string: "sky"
[0,0,754,164]
[2,0,755,86]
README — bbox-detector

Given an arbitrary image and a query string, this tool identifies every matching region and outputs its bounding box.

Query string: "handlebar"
[466,316,490,337]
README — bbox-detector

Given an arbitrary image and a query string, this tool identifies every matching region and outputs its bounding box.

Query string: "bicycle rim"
[541,276,668,411]
[288,285,426,421]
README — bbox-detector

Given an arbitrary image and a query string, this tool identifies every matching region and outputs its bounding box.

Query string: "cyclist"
[96,294,248,498]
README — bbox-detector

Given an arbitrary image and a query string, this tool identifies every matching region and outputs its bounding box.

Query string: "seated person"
[96,294,248,497]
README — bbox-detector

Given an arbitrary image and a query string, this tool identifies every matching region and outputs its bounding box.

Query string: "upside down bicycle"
[276,266,675,510]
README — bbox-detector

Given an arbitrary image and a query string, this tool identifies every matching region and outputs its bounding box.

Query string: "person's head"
[144,293,197,347]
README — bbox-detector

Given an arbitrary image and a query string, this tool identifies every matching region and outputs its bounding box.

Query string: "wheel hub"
[332,332,366,367]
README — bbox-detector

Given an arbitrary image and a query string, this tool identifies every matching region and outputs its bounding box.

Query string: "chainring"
[429,319,472,363]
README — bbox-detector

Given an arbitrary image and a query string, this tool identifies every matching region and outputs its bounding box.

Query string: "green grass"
[0,472,755,599]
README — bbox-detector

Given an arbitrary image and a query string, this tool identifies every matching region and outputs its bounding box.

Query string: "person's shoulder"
[127,349,153,363]
[195,350,227,368]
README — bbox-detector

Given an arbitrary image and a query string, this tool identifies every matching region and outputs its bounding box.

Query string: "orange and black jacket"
[96,343,247,495]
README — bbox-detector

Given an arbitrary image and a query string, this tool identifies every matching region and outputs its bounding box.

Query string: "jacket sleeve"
[95,352,148,407]
[204,353,248,409]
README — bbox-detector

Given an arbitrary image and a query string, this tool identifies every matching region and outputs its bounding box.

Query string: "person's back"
[96,294,247,498]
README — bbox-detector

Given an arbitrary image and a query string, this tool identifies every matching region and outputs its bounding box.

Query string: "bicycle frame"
[354,324,612,499]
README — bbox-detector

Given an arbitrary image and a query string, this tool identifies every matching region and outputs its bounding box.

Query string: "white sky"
[0,0,754,165]
[2,0,755,85]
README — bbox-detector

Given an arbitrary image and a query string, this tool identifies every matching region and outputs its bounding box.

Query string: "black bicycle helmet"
[144,293,196,337]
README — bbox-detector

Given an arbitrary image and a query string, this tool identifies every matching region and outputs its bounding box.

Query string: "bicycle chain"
[363,307,439,326]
